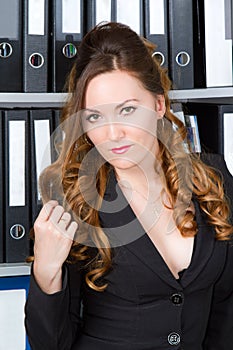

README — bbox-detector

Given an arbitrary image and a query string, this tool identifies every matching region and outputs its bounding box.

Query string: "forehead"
[85,70,153,108]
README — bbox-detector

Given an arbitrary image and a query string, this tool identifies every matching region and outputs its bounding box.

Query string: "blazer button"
[171,293,183,305]
[167,332,180,345]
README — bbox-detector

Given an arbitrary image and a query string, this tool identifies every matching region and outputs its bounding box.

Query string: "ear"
[155,95,166,119]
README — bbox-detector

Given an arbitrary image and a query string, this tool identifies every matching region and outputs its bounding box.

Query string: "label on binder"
[62,0,81,34]
[28,0,45,36]
[149,0,165,34]
[34,119,52,201]
[116,0,140,34]
[96,0,111,24]
[9,121,25,207]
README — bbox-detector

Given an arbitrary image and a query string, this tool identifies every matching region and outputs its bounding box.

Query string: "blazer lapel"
[125,233,182,289]
[180,199,215,288]
[100,170,216,290]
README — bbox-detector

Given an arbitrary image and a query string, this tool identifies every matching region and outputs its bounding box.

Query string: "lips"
[111,145,132,154]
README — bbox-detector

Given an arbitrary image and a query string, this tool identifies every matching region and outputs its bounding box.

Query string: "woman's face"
[82,70,165,173]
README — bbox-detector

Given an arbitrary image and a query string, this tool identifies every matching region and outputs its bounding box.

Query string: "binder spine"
[23,0,49,92]
[30,109,53,224]
[192,0,206,88]
[86,0,113,32]
[0,0,23,92]
[112,0,144,36]
[86,0,96,32]
[144,0,168,68]
[51,0,84,92]
[4,110,31,263]
[0,111,4,262]
[168,0,194,89]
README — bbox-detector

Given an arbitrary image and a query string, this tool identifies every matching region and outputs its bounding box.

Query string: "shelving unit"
[0,87,233,108]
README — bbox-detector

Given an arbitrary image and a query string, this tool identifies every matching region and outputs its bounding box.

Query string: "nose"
[105,122,125,141]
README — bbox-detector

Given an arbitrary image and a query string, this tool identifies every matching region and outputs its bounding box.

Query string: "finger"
[58,212,71,229]
[37,200,59,222]
[66,221,78,240]
[49,205,65,225]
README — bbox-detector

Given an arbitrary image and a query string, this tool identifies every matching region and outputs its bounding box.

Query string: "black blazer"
[25,154,233,350]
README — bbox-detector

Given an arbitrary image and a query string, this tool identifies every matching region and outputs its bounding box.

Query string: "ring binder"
[168,0,194,89]
[144,0,168,68]
[3,110,31,263]
[0,0,23,92]
[50,0,84,92]
[23,0,49,92]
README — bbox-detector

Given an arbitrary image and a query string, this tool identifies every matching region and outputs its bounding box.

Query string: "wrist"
[33,261,63,294]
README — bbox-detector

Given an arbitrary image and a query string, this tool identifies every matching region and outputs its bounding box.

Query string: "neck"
[115,164,163,195]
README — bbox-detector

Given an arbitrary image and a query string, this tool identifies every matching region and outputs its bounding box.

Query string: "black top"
[25,154,233,350]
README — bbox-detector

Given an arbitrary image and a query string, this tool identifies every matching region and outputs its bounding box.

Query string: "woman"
[25,22,233,350]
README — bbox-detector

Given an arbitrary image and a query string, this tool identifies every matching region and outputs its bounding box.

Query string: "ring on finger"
[59,217,67,222]
[59,213,71,224]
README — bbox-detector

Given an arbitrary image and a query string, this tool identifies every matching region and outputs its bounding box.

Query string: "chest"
[131,199,195,279]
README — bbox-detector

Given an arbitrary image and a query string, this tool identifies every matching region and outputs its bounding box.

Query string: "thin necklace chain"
[119,182,163,218]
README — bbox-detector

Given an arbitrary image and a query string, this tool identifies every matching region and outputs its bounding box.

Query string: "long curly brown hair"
[37,22,232,292]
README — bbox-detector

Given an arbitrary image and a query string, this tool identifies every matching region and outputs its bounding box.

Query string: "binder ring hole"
[0,42,12,58]
[62,43,77,58]
[152,51,165,66]
[175,52,190,67]
[10,224,25,240]
[29,53,44,68]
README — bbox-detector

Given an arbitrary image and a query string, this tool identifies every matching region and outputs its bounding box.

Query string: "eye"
[120,106,136,116]
[86,113,102,123]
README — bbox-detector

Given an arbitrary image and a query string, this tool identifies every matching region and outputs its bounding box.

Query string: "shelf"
[0,93,68,108]
[0,87,233,107]
[169,87,233,102]
[0,263,31,277]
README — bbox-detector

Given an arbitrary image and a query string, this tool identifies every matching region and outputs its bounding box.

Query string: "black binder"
[86,0,114,32]
[52,109,64,162]
[144,0,168,68]
[0,111,4,262]
[3,110,31,263]
[0,0,23,92]
[185,102,233,176]
[167,0,194,89]
[112,0,144,35]
[30,109,53,224]
[50,0,84,92]
[192,0,206,88]
[23,0,49,92]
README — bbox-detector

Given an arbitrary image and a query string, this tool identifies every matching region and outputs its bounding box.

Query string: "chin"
[107,158,138,171]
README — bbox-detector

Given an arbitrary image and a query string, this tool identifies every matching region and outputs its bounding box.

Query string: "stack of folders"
[0,0,84,92]
[171,103,201,154]
[139,0,233,89]
[167,0,233,89]
[185,102,233,177]
[0,0,232,92]
[184,115,202,153]
[0,0,233,92]
[1,108,62,264]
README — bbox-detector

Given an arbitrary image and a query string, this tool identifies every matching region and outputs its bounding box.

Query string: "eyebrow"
[83,107,101,114]
[115,98,140,110]
[84,99,140,114]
